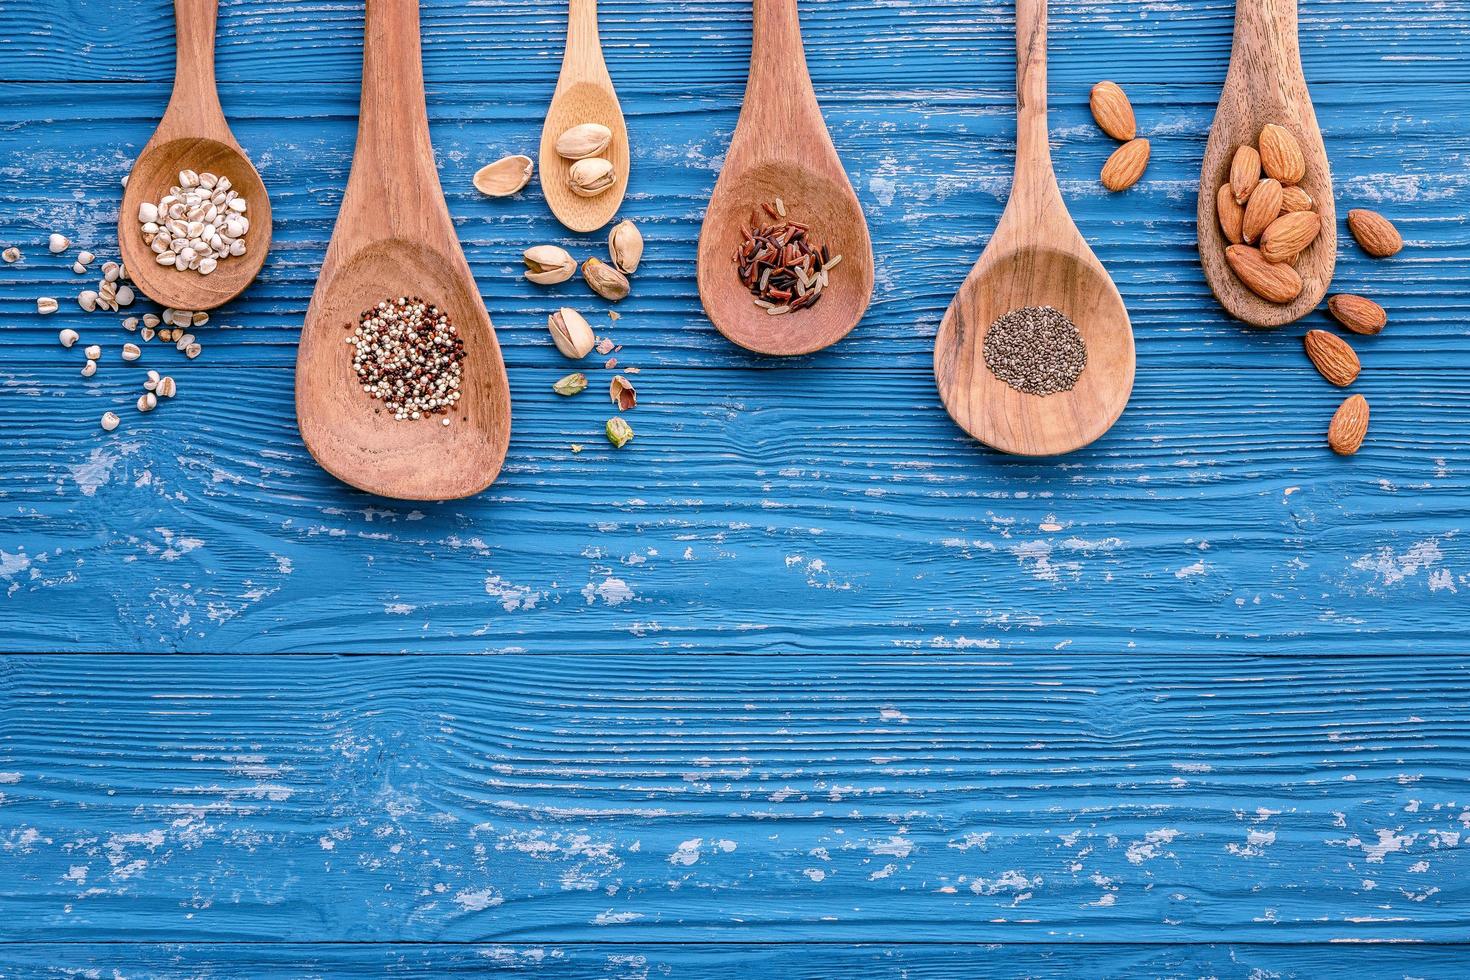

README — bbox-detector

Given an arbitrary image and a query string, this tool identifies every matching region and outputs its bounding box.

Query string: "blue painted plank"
[2,655,1469,943]
[2,942,1468,978]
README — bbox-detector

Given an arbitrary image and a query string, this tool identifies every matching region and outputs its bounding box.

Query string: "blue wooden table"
[2,0,1468,975]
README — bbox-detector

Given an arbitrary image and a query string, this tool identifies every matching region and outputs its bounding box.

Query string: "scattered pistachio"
[102,261,120,283]
[555,123,613,161]
[608,219,643,275]
[548,307,596,359]
[582,257,629,301]
[596,336,615,356]
[123,317,139,332]
[115,285,135,307]
[39,297,60,315]
[610,375,636,411]
[121,343,141,361]
[605,416,634,448]
[2,246,20,263]
[523,245,577,285]
[192,311,208,326]
[571,444,583,453]
[144,370,160,391]
[48,233,70,253]
[143,313,160,329]
[156,376,176,398]
[473,154,534,197]
[72,261,87,274]
[84,345,102,361]
[81,359,96,378]
[77,250,95,266]
[175,333,195,352]
[58,328,78,347]
[136,391,157,413]
[140,327,155,342]
[78,290,98,312]
[568,157,616,198]
[553,372,588,396]
[185,342,201,359]
[100,411,120,431]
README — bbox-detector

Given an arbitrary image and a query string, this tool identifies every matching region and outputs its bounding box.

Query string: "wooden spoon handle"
[1231,0,1302,78]
[160,0,226,140]
[562,0,609,80]
[739,0,821,150]
[351,0,441,236]
[1013,0,1054,184]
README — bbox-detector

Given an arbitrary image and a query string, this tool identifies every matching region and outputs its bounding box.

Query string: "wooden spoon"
[295,0,511,501]
[933,0,1134,456]
[118,0,271,312]
[1197,0,1335,326]
[539,0,629,233]
[696,0,874,356]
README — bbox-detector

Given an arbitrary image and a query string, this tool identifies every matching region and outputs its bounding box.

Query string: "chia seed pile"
[983,305,1087,396]
[346,297,465,422]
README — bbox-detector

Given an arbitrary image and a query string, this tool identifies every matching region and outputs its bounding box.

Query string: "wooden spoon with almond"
[933,0,1134,456]
[296,0,510,501]
[696,0,874,356]
[1197,0,1336,327]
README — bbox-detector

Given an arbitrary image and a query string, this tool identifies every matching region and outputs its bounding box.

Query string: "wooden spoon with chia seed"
[933,0,1134,456]
[295,0,510,501]
[696,0,873,356]
[118,0,271,312]
[1197,0,1336,327]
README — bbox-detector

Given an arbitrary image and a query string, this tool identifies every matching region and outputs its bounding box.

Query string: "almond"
[1328,394,1369,456]
[1230,145,1261,204]
[1101,138,1149,191]
[1241,178,1283,244]
[1280,185,1314,213]
[1225,244,1303,304]
[1258,123,1306,184]
[1347,209,1403,257]
[1260,210,1321,263]
[1303,329,1360,387]
[1327,294,1387,336]
[1089,81,1136,141]
[1217,183,1244,244]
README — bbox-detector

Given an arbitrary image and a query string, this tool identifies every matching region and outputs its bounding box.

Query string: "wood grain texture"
[1197,0,1337,326]
[2,655,1470,943]
[934,0,1134,455]
[296,0,512,500]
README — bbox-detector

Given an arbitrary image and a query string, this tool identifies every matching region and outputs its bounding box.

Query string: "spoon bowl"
[933,0,1134,456]
[696,0,873,356]
[297,242,509,500]
[117,1,270,312]
[1197,0,1335,327]
[698,160,873,356]
[539,1,629,232]
[296,0,510,501]
[119,136,270,311]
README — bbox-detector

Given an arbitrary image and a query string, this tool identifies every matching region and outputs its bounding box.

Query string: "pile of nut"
[553,123,618,198]
[1214,123,1322,304]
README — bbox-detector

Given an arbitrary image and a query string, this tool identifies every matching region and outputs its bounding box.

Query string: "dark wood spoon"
[295,0,511,501]
[118,0,271,312]
[696,0,873,356]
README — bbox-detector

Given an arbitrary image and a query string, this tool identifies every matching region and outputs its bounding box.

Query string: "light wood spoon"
[934,0,1133,456]
[696,0,874,356]
[118,0,271,312]
[1198,0,1335,326]
[539,0,629,233]
[295,0,511,501]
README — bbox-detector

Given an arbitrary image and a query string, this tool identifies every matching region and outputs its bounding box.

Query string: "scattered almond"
[1225,244,1303,303]
[1230,145,1261,204]
[1303,329,1360,387]
[1280,185,1314,213]
[1327,394,1369,455]
[1346,209,1403,257]
[1216,183,1244,244]
[1257,123,1305,184]
[1260,210,1321,264]
[1089,81,1136,141]
[1101,138,1149,191]
[1327,294,1387,336]
[1241,177,1283,244]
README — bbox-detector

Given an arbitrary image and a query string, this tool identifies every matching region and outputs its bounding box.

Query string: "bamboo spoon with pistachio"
[933,0,1134,456]
[296,0,510,501]
[539,0,629,232]
[118,0,271,312]
[697,0,873,356]
[1197,0,1335,326]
